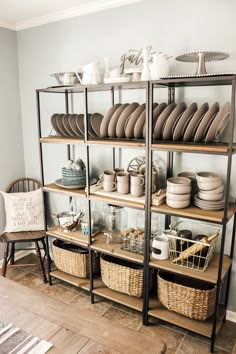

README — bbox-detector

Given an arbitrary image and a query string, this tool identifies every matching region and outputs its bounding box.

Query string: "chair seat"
[0,230,46,243]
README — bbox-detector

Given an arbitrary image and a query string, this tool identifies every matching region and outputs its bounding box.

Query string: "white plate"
[173,103,198,141]
[104,77,130,83]
[54,177,97,190]
[205,102,231,143]
[183,103,209,142]
[162,102,187,140]
[194,102,219,143]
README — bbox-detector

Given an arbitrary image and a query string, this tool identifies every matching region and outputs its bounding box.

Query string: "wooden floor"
[0,277,165,354]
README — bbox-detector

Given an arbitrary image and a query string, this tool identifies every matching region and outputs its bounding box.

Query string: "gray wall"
[0,27,25,259]
[17,0,236,311]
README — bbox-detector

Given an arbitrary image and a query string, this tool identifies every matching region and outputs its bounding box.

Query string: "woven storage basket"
[52,240,99,278]
[100,255,144,298]
[157,271,216,320]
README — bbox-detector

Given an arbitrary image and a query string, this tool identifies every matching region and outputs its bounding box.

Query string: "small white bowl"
[196,172,221,183]
[167,177,191,185]
[198,191,223,201]
[167,184,191,195]
[199,184,224,195]
[166,198,190,209]
[166,192,191,201]
[177,172,196,181]
[197,180,222,191]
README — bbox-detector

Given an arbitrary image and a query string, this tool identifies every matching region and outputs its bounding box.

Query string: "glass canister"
[104,205,127,244]
[129,230,138,253]
[121,230,130,251]
[136,232,145,254]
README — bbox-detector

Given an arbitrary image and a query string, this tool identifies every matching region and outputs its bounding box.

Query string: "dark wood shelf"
[91,234,144,264]
[93,279,143,312]
[150,254,232,284]
[152,203,236,224]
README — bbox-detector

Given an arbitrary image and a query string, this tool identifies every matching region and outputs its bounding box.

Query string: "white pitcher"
[149,53,170,80]
[76,61,102,85]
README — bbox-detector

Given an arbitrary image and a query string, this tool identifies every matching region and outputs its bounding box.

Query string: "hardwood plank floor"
[0,277,165,354]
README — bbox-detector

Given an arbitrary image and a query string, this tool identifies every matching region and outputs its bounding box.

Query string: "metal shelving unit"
[36,75,236,353]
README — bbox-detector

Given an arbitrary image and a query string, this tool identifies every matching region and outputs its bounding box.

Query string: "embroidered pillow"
[0,188,45,232]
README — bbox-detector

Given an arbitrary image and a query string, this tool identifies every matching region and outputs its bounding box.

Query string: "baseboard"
[0,249,34,268]
[226,310,236,323]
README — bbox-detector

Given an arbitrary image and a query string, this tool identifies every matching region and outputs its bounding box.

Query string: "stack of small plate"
[194,172,224,210]
[166,177,192,209]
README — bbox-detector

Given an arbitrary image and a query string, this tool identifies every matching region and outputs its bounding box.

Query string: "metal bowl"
[50,72,81,86]
[57,211,84,232]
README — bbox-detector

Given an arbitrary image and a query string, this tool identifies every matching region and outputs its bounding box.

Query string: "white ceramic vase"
[150,54,170,79]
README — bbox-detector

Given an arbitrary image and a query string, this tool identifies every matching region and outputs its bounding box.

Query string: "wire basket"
[168,220,221,272]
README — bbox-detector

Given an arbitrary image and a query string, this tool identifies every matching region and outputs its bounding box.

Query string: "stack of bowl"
[178,172,197,199]
[194,172,224,210]
[166,177,192,209]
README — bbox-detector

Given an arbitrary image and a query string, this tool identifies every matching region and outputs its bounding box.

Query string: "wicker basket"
[52,240,99,278]
[157,271,216,320]
[100,255,144,298]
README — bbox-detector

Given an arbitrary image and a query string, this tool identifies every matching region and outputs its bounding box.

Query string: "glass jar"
[136,233,145,254]
[104,205,127,244]
[121,230,130,251]
[129,231,138,253]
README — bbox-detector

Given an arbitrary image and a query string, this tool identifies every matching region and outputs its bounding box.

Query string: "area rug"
[0,320,53,354]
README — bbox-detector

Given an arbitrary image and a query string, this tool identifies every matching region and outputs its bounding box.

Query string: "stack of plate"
[166,177,192,209]
[51,113,104,138]
[194,172,224,210]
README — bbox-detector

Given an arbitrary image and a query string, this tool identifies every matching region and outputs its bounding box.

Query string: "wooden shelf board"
[152,142,236,155]
[88,139,145,148]
[40,136,84,144]
[90,193,144,210]
[50,269,90,290]
[43,183,86,198]
[93,279,143,312]
[91,234,144,264]
[149,299,225,338]
[46,227,89,247]
[150,254,232,284]
[152,203,236,224]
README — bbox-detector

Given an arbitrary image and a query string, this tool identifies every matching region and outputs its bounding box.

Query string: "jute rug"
[0,320,53,354]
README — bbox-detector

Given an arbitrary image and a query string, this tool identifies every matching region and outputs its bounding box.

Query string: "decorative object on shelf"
[52,239,99,278]
[141,48,151,81]
[158,271,216,320]
[100,254,144,297]
[76,61,103,85]
[57,211,84,232]
[175,51,229,76]
[168,220,220,271]
[149,53,170,80]
[104,204,127,244]
[152,235,169,260]
[152,189,166,206]
[62,158,86,186]
[50,72,81,86]
[123,67,142,81]
[120,45,155,74]
[166,177,191,209]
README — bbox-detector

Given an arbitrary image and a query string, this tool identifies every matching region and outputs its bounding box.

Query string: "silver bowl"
[50,72,81,86]
[57,211,84,232]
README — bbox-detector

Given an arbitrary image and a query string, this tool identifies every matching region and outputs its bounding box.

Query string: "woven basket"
[52,240,99,278]
[100,255,144,298]
[157,271,216,320]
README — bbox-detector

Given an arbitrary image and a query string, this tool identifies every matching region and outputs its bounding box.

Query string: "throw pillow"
[0,188,45,232]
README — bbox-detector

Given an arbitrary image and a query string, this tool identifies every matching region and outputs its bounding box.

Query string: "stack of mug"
[100,169,145,197]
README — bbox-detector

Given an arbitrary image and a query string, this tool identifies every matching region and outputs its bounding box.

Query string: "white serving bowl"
[198,191,223,201]
[197,180,222,191]
[167,184,191,195]
[177,172,196,181]
[167,176,191,185]
[196,172,221,183]
[166,198,190,209]
[166,191,191,201]
[199,184,224,194]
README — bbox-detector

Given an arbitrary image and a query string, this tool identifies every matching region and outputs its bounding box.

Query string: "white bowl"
[199,184,224,195]
[196,172,221,183]
[166,198,190,209]
[167,177,191,185]
[198,191,223,201]
[166,192,191,201]
[197,180,222,191]
[177,172,196,181]
[167,184,191,195]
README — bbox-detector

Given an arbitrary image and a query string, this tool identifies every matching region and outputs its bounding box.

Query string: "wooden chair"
[0,178,47,283]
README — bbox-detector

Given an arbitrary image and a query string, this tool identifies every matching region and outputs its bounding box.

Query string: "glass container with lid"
[104,205,127,244]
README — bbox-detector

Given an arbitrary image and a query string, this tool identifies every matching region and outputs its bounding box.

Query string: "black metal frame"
[35,75,236,354]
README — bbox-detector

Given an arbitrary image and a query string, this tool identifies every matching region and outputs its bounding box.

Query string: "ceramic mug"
[130,184,143,197]
[100,170,116,182]
[116,172,130,183]
[114,168,124,174]
[152,235,169,260]
[130,174,145,186]
[117,182,129,195]
[103,181,116,192]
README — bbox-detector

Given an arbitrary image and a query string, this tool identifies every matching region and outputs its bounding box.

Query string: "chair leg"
[2,243,9,277]
[35,241,47,283]
[41,238,52,263]
[10,242,15,265]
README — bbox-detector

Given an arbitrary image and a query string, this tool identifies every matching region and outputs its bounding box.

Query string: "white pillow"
[0,188,45,232]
